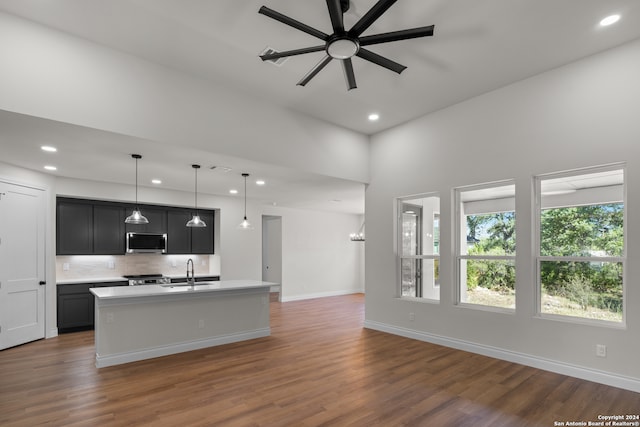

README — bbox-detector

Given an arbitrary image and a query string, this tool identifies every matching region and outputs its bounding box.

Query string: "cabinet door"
[125,206,167,234]
[57,201,93,255]
[94,204,125,254]
[57,293,94,330]
[191,210,215,254]
[167,210,192,254]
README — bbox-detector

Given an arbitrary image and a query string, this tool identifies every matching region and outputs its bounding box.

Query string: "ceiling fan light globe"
[327,38,359,59]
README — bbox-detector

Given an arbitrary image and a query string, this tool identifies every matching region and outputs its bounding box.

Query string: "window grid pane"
[537,166,625,324]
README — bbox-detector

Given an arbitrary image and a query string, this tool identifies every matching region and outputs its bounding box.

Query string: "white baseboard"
[281,289,364,302]
[95,328,270,368]
[364,320,640,393]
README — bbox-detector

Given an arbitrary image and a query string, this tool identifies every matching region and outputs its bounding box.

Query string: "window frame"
[454,180,517,313]
[533,163,627,326]
[396,192,440,301]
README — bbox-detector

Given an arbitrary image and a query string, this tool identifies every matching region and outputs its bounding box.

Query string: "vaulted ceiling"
[1,0,639,214]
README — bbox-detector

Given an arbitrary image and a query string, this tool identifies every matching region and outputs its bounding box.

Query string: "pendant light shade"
[237,173,253,230]
[186,164,206,228]
[125,154,149,224]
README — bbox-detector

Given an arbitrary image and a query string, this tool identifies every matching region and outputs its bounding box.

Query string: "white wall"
[260,207,365,301]
[0,11,369,184]
[366,38,640,391]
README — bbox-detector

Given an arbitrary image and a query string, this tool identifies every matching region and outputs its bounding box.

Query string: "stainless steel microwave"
[126,232,167,254]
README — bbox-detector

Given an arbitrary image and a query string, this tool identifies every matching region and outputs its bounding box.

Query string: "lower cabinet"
[57,281,128,332]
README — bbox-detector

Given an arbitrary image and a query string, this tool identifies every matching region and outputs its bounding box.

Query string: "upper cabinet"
[124,206,167,235]
[93,203,126,254]
[166,209,214,254]
[57,200,94,255]
[57,198,215,255]
[191,210,215,254]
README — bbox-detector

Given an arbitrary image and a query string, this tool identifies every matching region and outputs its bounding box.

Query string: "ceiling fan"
[258,0,435,90]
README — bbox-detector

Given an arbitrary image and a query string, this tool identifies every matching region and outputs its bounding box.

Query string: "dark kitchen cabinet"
[57,281,128,332]
[57,198,126,255]
[191,210,215,254]
[166,209,214,254]
[57,200,94,255]
[94,204,125,254]
[57,197,214,255]
[124,206,167,234]
[167,209,192,254]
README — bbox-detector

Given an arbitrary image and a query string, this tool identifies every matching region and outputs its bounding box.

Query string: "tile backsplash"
[56,254,220,281]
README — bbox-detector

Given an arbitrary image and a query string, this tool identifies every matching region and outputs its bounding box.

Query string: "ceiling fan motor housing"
[327,35,360,59]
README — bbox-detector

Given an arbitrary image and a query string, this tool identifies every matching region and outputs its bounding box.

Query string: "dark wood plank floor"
[1,294,638,426]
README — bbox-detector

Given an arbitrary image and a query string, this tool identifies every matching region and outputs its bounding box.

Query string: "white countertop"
[90,280,273,299]
[57,277,128,285]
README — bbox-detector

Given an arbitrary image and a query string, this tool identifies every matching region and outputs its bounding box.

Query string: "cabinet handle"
[39,281,46,286]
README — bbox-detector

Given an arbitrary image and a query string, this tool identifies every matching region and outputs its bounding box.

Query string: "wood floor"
[1,294,638,426]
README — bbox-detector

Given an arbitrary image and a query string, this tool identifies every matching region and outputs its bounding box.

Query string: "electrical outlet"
[198,319,205,329]
[409,312,415,321]
[596,344,607,358]
[107,261,115,269]
[63,263,70,271]
[171,260,177,268]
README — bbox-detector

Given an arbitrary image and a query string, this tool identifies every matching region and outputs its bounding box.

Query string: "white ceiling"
[0,0,639,214]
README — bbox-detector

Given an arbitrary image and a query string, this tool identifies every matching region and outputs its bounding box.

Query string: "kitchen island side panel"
[94,287,270,367]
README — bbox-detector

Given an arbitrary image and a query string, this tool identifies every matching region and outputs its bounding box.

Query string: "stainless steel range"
[124,274,171,286]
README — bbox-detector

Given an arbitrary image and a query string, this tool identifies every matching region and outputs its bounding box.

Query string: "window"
[456,181,516,310]
[536,166,625,323]
[397,194,440,300]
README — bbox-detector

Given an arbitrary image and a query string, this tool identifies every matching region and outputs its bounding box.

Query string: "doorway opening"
[262,215,282,302]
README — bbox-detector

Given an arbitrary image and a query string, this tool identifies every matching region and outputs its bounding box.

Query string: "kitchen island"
[90,280,272,368]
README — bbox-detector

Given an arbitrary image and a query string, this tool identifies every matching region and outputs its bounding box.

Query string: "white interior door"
[262,216,282,286]
[0,182,45,350]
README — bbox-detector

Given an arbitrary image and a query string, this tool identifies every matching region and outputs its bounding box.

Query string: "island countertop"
[90,279,273,300]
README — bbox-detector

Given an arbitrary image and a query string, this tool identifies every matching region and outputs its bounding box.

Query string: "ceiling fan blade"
[348,0,398,37]
[359,25,435,46]
[356,48,406,74]
[260,45,326,61]
[297,55,333,87]
[326,0,345,34]
[342,58,357,90]
[259,6,328,41]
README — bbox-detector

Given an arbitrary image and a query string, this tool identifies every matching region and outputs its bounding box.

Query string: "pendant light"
[238,173,253,230]
[186,164,206,227]
[124,154,149,224]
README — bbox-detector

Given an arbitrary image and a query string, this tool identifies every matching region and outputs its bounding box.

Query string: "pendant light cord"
[194,166,198,214]
[244,174,247,219]
[134,156,139,209]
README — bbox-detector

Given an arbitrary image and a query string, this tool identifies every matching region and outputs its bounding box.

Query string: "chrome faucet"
[186,258,195,287]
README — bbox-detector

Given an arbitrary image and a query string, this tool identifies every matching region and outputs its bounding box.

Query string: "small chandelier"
[238,173,253,230]
[186,164,206,227]
[124,154,149,224]
[350,222,365,241]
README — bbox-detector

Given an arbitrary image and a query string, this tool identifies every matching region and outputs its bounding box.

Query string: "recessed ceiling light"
[41,145,57,152]
[44,165,57,171]
[229,189,238,194]
[256,180,266,186]
[368,113,380,121]
[151,179,162,185]
[600,14,620,26]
